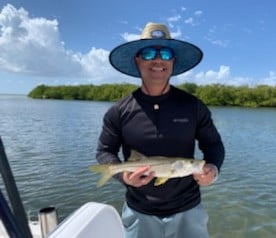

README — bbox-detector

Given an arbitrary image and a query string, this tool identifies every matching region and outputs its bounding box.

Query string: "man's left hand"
[193,164,218,186]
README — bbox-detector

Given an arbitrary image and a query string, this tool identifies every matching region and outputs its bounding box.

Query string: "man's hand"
[122,166,155,187]
[193,164,218,186]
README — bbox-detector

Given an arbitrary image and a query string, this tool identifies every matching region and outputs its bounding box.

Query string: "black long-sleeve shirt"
[96,85,225,216]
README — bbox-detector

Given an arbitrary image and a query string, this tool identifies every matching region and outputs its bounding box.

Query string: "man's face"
[135,46,175,86]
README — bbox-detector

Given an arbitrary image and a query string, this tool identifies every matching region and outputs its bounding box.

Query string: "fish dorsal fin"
[129,150,147,162]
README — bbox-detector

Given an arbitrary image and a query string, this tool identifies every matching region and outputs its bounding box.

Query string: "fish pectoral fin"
[154,177,169,186]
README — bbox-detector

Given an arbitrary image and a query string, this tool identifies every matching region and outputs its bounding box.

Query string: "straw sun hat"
[109,22,203,77]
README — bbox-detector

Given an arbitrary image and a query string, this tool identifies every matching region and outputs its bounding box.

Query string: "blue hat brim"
[109,39,203,77]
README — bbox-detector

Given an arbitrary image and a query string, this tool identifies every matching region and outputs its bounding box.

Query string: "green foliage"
[28,83,276,107]
[178,83,198,95]
[28,84,138,102]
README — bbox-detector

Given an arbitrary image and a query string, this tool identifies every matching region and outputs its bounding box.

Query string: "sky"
[0,0,275,94]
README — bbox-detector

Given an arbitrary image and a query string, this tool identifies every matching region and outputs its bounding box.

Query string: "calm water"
[0,95,275,237]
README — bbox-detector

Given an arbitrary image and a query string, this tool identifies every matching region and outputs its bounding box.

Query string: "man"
[96,22,225,238]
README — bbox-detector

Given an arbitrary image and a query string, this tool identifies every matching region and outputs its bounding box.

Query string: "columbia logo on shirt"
[173,118,189,123]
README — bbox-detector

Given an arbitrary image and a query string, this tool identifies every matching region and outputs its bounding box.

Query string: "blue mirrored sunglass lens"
[160,48,173,60]
[140,48,156,60]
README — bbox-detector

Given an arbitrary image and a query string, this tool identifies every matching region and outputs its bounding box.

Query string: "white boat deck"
[0,202,124,238]
[0,220,42,238]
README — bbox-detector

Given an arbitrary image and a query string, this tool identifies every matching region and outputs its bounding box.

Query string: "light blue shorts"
[121,202,209,238]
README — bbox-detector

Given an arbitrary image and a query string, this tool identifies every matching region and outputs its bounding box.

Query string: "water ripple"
[0,97,275,237]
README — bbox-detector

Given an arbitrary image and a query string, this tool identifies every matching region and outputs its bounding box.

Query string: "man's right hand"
[122,166,155,187]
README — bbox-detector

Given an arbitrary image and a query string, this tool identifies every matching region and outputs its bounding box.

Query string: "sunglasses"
[137,47,174,61]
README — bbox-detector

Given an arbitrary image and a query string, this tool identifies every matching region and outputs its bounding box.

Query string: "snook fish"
[90,150,205,187]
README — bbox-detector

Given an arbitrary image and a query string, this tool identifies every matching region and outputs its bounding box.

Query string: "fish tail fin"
[89,164,113,187]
